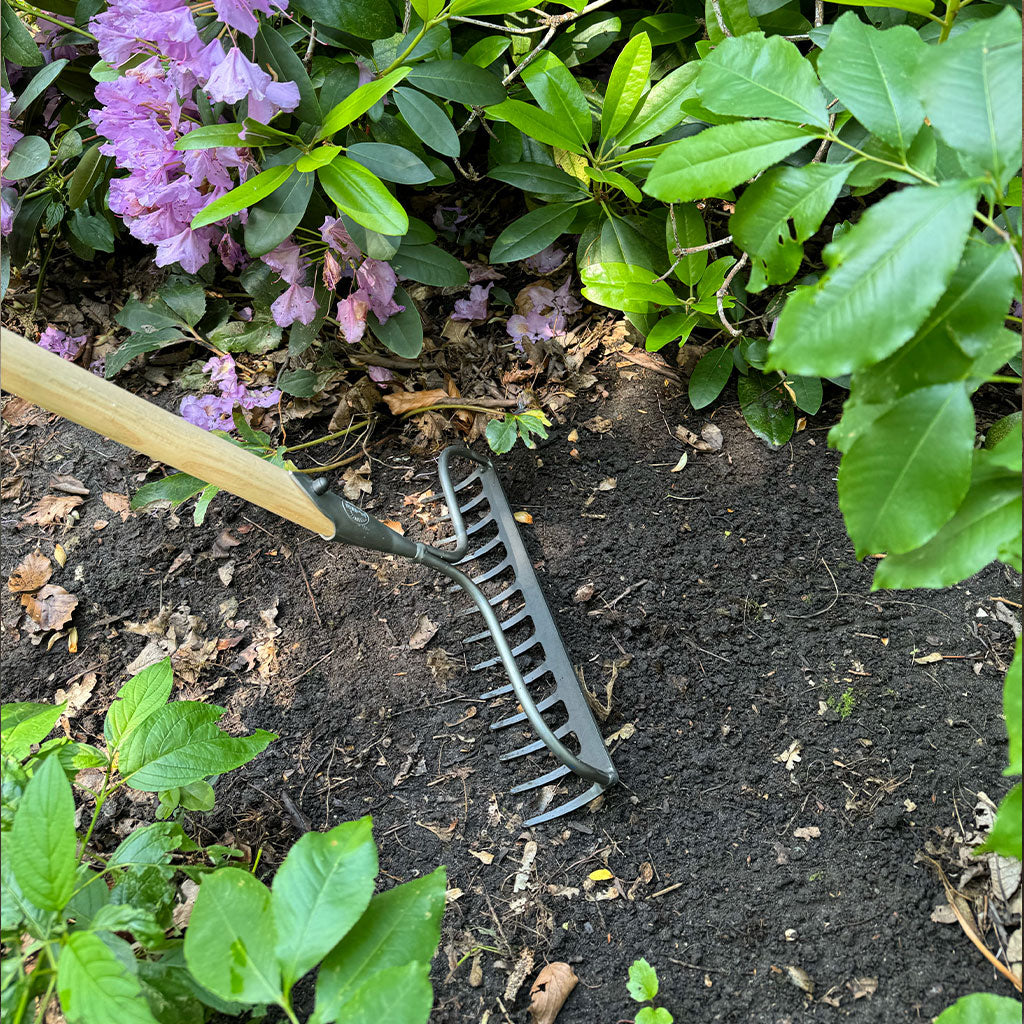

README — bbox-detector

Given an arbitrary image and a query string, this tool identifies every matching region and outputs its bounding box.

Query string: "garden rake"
[1,328,618,825]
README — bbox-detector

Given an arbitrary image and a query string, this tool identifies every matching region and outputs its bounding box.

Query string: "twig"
[784,557,839,619]
[716,253,748,337]
[401,0,412,34]
[676,235,733,256]
[303,23,316,68]
[295,554,322,626]
[814,0,824,26]
[281,792,312,833]
[709,0,731,36]
[811,115,835,163]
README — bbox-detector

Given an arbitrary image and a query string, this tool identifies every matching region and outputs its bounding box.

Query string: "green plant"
[828,687,856,720]
[627,958,673,1024]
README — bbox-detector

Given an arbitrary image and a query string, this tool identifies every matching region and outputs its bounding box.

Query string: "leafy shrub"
[0,657,445,1023]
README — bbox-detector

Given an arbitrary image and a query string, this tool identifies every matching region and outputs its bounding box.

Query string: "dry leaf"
[597,477,617,491]
[469,850,494,865]
[573,582,595,604]
[605,722,636,744]
[913,652,943,665]
[588,868,613,881]
[675,425,715,451]
[417,819,457,842]
[567,428,578,442]
[785,965,814,995]
[54,673,96,718]
[53,543,67,568]
[2,397,48,427]
[93,520,109,531]
[172,879,200,930]
[1,475,23,500]
[582,415,613,434]
[102,492,132,521]
[701,423,724,450]
[381,519,405,536]
[671,453,688,472]
[8,550,52,593]
[504,948,535,1003]
[50,474,89,496]
[514,510,533,525]
[793,826,821,840]
[22,495,82,526]
[848,977,878,1000]
[528,962,578,1024]
[382,388,451,415]
[342,461,372,500]
[409,614,438,650]
[22,585,78,631]
[775,739,802,771]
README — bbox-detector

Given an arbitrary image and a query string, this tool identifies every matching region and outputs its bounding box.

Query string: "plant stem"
[399,402,503,418]
[33,233,60,313]
[30,971,57,1024]
[824,134,940,186]
[76,760,116,866]
[986,375,1023,384]
[380,19,434,75]
[11,1,98,39]
[283,419,372,452]
[938,0,961,42]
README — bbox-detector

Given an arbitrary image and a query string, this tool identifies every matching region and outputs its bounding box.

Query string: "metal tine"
[463,606,531,646]
[509,763,571,795]
[472,633,540,672]
[447,555,510,595]
[479,661,547,700]
[499,721,572,761]
[434,513,493,548]
[426,490,488,525]
[455,533,503,567]
[420,470,482,502]
[454,582,522,617]
[524,782,606,827]
[490,690,561,730]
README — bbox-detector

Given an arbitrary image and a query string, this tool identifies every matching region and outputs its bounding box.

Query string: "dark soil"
[2,361,1020,1023]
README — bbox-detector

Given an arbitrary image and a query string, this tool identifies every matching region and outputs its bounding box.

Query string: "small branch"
[814,0,824,26]
[811,115,835,162]
[676,234,733,257]
[402,0,412,34]
[283,419,372,453]
[450,14,548,32]
[716,253,748,337]
[303,22,316,68]
[709,0,731,36]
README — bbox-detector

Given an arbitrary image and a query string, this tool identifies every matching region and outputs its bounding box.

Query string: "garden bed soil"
[2,360,1020,1023]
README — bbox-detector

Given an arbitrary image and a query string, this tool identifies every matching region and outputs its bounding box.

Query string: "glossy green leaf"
[296,146,341,172]
[636,1009,674,1024]
[273,818,379,989]
[317,156,408,235]
[463,35,510,68]
[522,51,593,146]
[411,0,445,18]
[69,209,114,252]
[584,166,641,202]
[645,122,817,202]
[768,181,979,377]
[4,135,50,180]
[580,262,680,314]
[488,161,585,198]
[159,276,206,326]
[11,59,68,117]
[490,203,577,263]
[486,98,586,154]
[1,1,42,66]
[706,0,759,41]
[289,0,393,37]
[602,32,652,139]
[104,658,173,748]
[58,931,161,1024]
[1,701,64,760]
[450,0,536,11]
[936,993,1024,1024]
[738,369,795,446]
[976,783,1022,860]
[10,755,75,910]
[346,143,433,184]
[393,86,460,157]
[787,375,822,415]
[68,144,104,210]
[919,8,1022,191]
[319,962,432,1024]
[698,33,829,129]
[688,347,734,409]
[818,15,926,152]
[627,959,659,1002]
[184,868,283,1005]
[405,60,505,106]
[173,123,249,151]
[368,286,422,357]
[485,417,518,455]
[131,472,208,512]
[104,327,185,377]
[732,162,852,291]
[873,452,1022,589]
[190,165,294,229]
[390,244,469,286]
[645,311,699,352]
[839,383,975,557]
[616,64,699,148]
[319,68,410,140]
[244,168,314,257]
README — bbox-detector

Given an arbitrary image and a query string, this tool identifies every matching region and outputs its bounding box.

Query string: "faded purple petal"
[524,244,566,275]
[355,258,403,322]
[337,292,369,343]
[263,239,308,286]
[323,251,343,290]
[271,281,318,327]
[319,215,361,260]
[452,282,492,322]
[180,393,235,431]
[552,277,581,316]
[38,326,86,360]
[368,365,393,388]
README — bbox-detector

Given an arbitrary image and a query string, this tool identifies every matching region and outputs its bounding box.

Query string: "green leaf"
[486,98,587,154]
[976,783,1022,860]
[645,311,699,352]
[584,166,641,202]
[616,64,700,148]
[296,147,341,172]
[58,931,161,1024]
[208,315,283,354]
[390,244,469,287]
[833,0,933,13]
[91,903,168,947]
[627,958,659,1002]
[1004,638,1022,776]
[873,452,1022,589]
[289,0,394,37]
[698,33,829,129]
[636,1009,674,1024]
[450,0,535,11]
[581,261,680,314]
[184,868,283,1005]
[132,472,209,511]
[405,60,505,107]
[159,276,206,327]
[319,68,411,140]
[839,383,975,557]
[367,287,423,357]
[1,701,64,760]
[108,821,191,872]
[346,143,434,185]
[104,658,173,748]
[485,417,518,455]
[463,35,510,68]
[11,59,68,117]
[731,162,852,291]
[173,124,249,151]
[1,1,42,66]
[244,168,314,257]
[10,755,76,910]
[689,347,734,409]
[602,32,652,139]
[488,161,585,199]
[919,7,1022,190]
[645,122,817,202]
[272,818,379,989]
[935,993,1024,1024]
[69,209,114,252]
[818,15,926,153]
[490,203,577,263]
[319,962,432,1024]
[255,23,321,126]
[392,86,460,157]
[768,180,979,377]
[68,144,104,210]
[411,0,445,18]
[314,867,445,1021]
[522,51,592,146]
[4,135,50,180]
[738,368,795,446]
[190,165,294,230]
[317,156,408,235]
[118,701,275,791]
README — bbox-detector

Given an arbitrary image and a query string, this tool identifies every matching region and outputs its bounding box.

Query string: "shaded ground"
[2,358,1020,1023]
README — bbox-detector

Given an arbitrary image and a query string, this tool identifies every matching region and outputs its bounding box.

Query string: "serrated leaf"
[645,122,817,202]
[272,818,379,989]
[485,417,518,455]
[104,658,174,748]
[602,32,652,139]
[627,958,659,1002]
[58,931,161,1024]
[738,368,795,446]
[768,180,979,377]
[818,14,926,152]
[1,701,64,760]
[698,32,829,129]
[490,203,577,263]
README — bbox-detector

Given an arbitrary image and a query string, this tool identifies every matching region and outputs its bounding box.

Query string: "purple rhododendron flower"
[507,311,557,351]
[263,239,308,286]
[217,232,245,272]
[213,0,286,37]
[452,282,492,321]
[433,203,467,233]
[38,325,87,360]
[206,47,300,123]
[181,352,280,430]
[271,282,318,327]
[337,294,369,343]
[1,86,23,235]
[319,216,361,260]
[91,0,200,67]
[368,365,393,388]
[524,244,566,275]
[355,259,403,321]
[181,393,235,431]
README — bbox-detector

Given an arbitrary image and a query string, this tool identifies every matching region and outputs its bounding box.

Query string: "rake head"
[293,447,618,826]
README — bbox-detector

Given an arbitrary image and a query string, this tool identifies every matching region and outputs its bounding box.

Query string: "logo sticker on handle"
[342,500,370,525]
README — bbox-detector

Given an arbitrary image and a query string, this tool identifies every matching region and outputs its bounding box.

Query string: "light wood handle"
[0,328,335,536]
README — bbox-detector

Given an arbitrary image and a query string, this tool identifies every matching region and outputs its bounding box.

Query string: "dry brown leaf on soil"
[417,819,457,842]
[469,850,494,865]
[381,519,405,536]
[50,474,90,496]
[598,477,617,491]
[573,582,595,603]
[776,739,802,771]
[101,492,132,521]
[701,424,724,450]
[2,397,48,427]
[342,461,372,500]
[22,585,78,631]
[528,962,578,1024]
[582,415,613,434]
[913,652,944,665]
[675,425,716,451]
[54,673,97,718]
[514,510,533,525]
[409,614,438,650]
[793,826,821,840]
[21,495,83,526]
[1,475,23,500]
[8,550,52,592]
[383,388,452,416]
[848,977,878,1000]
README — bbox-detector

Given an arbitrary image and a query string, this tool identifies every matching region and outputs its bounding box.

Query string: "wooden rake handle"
[0,328,334,536]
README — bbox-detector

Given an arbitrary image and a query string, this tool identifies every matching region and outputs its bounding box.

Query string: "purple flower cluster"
[88,0,298,273]
[452,283,492,321]
[38,325,86,360]
[507,279,581,350]
[1,87,23,236]
[180,352,281,431]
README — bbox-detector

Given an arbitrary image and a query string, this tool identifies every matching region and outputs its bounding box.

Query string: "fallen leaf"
[514,840,538,893]
[785,965,814,995]
[573,582,595,604]
[381,519,405,535]
[172,880,200,930]
[50,474,89,496]
[2,397,48,427]
[54,673,96,718]
[793,826,820,840]
[93,519,109,531]
[53,543,67,568]
[469,955,483,987]
[22,585,78,630]
[218,562,235,586]
[417,819,457,842]
[583,415,613,434]
[588,868,613,881]
[409,614,438,650]
[342,461,372,500]
[597,477,617,491]
[675,425,714,451]
[671,453,688,472]
[514,510,533,525]
[528,962,578,1024]
[8,550,52,593]
[913,652,944,665]
[566,428,578,442]
[701,423,724,450]
[605,722,636,744]
[383,388,451,416]
[1,475,23,500]
[904,798,917,812]
[211,529,241,558]
[21,495,83,526]
[848,977,877,1000]
[469,850,494,865]
[101,492,132,521]
[776,739,802,771]
[445,887,464,903]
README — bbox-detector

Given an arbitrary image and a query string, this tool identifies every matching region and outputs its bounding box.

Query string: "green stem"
[11,1,98,39]
[824,134,939,186]
[30,970,57,1024]
[399,402,504,418]
[283,419,371,452]
[986,375,1023,384]
[938,0,961,42]
[76,761,115,866]
[380,16,439,75]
